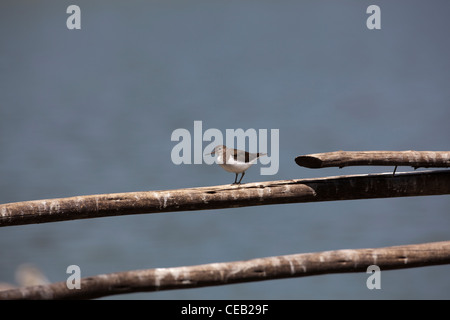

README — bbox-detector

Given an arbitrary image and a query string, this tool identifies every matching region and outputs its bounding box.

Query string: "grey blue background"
[0,0,449,299]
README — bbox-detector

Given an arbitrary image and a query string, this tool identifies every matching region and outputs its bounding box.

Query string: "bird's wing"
[232,150,252,163]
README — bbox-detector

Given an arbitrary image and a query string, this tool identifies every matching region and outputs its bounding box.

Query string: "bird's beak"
[205,150,215,156]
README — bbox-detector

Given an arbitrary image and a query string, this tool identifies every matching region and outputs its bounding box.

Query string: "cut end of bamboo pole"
[295,155,324,168]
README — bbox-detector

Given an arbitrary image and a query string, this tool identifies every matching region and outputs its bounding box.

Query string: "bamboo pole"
[1,170,449,227]
[295,151,450,169]
[1,241,449,300]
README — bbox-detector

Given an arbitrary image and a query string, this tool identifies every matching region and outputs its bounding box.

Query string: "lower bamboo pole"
[1,241,449,299]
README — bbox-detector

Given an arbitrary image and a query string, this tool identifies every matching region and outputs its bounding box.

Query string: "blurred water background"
[0,0,449,299]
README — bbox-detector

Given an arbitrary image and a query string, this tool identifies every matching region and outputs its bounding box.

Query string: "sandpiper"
[209,145,266,185]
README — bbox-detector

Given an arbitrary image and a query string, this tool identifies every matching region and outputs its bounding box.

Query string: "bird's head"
[209,145,225,156]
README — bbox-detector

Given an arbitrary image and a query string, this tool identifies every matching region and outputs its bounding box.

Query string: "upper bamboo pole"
[1,240,449,299]
[295,151,450,169]
[1,170,449,227]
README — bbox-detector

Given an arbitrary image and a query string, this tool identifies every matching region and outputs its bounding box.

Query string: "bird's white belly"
[218,155,255,173]
[219,162,253,173]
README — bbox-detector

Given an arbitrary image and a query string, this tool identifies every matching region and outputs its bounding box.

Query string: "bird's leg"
[232,173,238,185]
[237,172,245,184]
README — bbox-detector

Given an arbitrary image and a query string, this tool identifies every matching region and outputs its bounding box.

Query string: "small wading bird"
[209,145,266,185]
